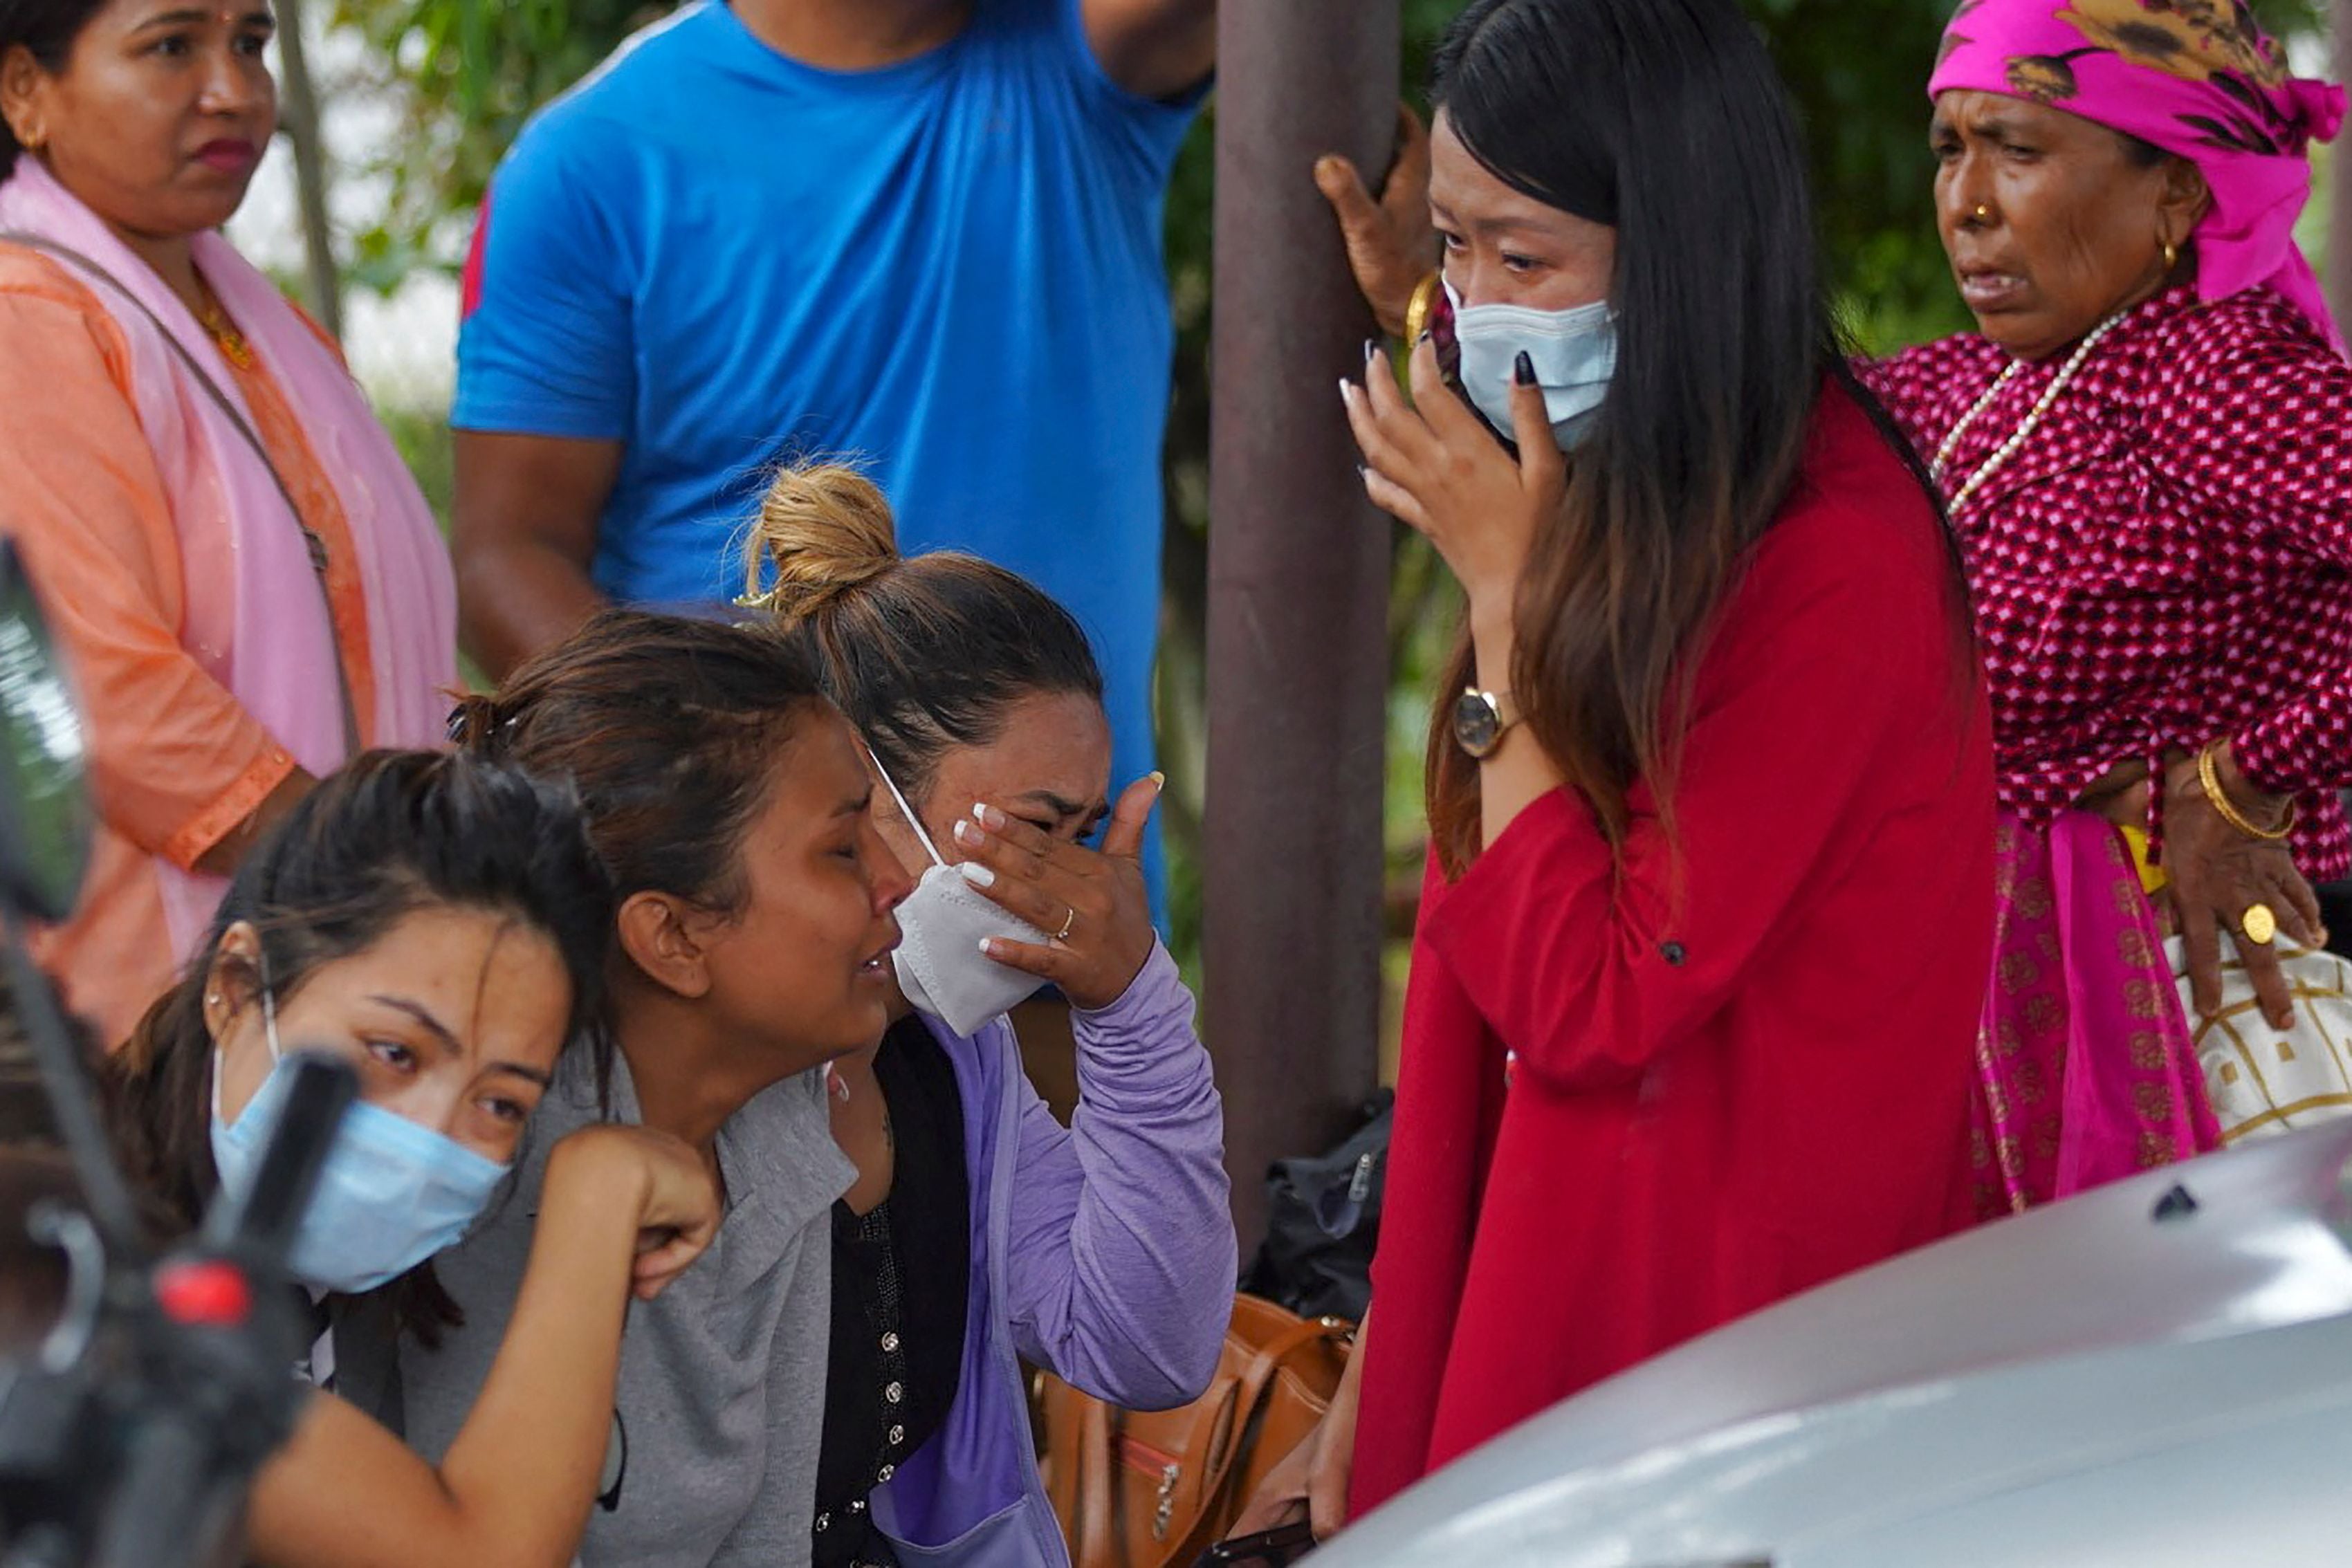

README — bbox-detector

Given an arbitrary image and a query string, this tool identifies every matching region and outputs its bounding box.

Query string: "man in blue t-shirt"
[451,0,1212,894]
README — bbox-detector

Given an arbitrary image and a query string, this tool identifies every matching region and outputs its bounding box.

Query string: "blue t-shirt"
[458,0,1193,874]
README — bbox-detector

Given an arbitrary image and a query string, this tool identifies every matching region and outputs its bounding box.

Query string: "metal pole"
[1205,3,1399,1249]
[2331,0,2351,338]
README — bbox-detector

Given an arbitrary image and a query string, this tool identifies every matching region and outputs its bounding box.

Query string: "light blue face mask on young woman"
[1447,279,1618,450]
[209,981,508,1294]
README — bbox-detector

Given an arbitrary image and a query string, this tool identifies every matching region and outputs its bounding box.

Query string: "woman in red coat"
[1244,0,1998,1541]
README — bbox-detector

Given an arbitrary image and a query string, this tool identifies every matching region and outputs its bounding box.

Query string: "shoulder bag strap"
[0,231,362,759]
[1184,1314,1353,1553]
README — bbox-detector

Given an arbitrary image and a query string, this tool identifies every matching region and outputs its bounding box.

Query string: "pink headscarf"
[1930,0,2346,350]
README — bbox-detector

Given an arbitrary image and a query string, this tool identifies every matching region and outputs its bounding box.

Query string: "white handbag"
[2171,935,2352,1142]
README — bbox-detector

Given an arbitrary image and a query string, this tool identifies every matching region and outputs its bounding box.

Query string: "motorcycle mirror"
[0,539,92,925]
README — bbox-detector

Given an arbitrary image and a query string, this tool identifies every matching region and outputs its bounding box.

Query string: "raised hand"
[951,773,1164,1011]
[1340,334,1565,630]
[1315,103,1437,338]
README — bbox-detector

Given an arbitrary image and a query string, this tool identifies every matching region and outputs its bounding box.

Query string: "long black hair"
[0,0,109,181]
[1423,0,1942,871]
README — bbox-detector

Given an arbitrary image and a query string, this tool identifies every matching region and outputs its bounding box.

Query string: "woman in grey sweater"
[389,611,915,1567]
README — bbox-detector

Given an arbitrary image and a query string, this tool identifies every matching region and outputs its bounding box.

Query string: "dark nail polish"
[1514,351,1536,387]
[1364,338,1381,364]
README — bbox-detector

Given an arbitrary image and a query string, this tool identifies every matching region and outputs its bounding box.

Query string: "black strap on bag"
[0,231,362,760]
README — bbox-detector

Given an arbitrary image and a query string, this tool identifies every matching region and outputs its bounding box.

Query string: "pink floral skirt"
[1972,810,2223,1219]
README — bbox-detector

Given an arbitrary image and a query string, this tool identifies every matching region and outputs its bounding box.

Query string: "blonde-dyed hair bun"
[739,461,901,621]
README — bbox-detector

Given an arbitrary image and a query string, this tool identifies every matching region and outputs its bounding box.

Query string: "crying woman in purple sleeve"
[743,461,1234,1568]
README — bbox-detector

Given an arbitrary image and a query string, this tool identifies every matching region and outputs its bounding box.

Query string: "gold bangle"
[2197,740,2295,842]
[1402,270,1442,344]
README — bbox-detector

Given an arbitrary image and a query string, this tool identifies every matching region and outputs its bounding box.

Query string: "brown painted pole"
[1205,3,1400,1250]
[2332,0,2351,337]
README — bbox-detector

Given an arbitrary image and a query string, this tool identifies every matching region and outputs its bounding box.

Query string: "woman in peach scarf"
[0,0,454,1043]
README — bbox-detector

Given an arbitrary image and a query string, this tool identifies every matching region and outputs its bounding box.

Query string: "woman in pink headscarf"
[1864,0,2349,1217]
[0,0,455,1045]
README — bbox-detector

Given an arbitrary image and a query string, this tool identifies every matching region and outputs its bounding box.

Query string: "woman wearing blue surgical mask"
[1243,0,1999,1542]
[96,748,722,1567]
[737,463,1234,1567]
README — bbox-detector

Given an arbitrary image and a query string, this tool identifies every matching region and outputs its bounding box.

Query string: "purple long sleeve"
[999,942,1235,1410]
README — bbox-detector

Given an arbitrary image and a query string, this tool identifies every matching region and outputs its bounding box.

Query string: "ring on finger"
[1054,906,1076,943]
[2242,902,2278,946]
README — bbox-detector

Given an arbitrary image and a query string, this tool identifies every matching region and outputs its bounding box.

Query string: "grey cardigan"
[392,1051,854,1568]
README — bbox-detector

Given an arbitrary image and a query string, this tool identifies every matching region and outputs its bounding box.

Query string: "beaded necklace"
[1930,313,2124,516]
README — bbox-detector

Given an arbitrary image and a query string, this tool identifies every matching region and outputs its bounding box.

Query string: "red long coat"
[1351,385,1997,1515]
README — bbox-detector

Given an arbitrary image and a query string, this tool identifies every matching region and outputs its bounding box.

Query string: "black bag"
[1238,1091,1390,1322]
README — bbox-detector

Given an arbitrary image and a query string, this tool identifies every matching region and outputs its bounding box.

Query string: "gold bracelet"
[2197,740,2295,842]
[1402,270,1442,344]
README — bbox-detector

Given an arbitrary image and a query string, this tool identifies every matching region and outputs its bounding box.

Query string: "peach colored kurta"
[0,248,378,1046]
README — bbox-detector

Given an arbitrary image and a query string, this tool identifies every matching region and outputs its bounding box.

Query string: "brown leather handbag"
[1038,1293,1353,1568]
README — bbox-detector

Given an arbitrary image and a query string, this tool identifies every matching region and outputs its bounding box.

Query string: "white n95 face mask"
[1449,279,1617,451]
[872,754,1049,1038]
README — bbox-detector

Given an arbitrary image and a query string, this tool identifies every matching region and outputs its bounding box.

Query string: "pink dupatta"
[0,159,455,952]
[1974,809,2222,1217]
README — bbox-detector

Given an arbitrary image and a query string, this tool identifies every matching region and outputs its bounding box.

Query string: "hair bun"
[742,462,901,622]
[446,693,507,755]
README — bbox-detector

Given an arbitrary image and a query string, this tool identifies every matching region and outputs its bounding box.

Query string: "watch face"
[1453,690,1500,757]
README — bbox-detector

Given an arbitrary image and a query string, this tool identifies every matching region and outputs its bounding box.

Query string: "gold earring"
[2162,236,2180,273]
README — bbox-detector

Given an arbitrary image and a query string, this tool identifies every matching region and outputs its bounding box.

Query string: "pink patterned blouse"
[1866,284,2352,878]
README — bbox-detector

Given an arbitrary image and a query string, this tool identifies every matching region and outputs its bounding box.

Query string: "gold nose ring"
[1972,203,1992,222]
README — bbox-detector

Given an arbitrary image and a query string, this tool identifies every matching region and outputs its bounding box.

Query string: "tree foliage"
[330,0,667,288]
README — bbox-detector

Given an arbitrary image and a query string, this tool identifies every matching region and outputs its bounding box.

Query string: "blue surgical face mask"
[1448,279,1617,451]
[208,979,509,1294]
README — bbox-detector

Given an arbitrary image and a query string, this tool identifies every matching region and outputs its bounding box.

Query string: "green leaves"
[331,0,672,286]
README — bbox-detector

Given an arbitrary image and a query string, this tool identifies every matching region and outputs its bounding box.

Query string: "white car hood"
[1317,1120,2352,1567]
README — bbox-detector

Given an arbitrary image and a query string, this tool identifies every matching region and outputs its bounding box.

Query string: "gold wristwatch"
[1451,688,1520,760]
